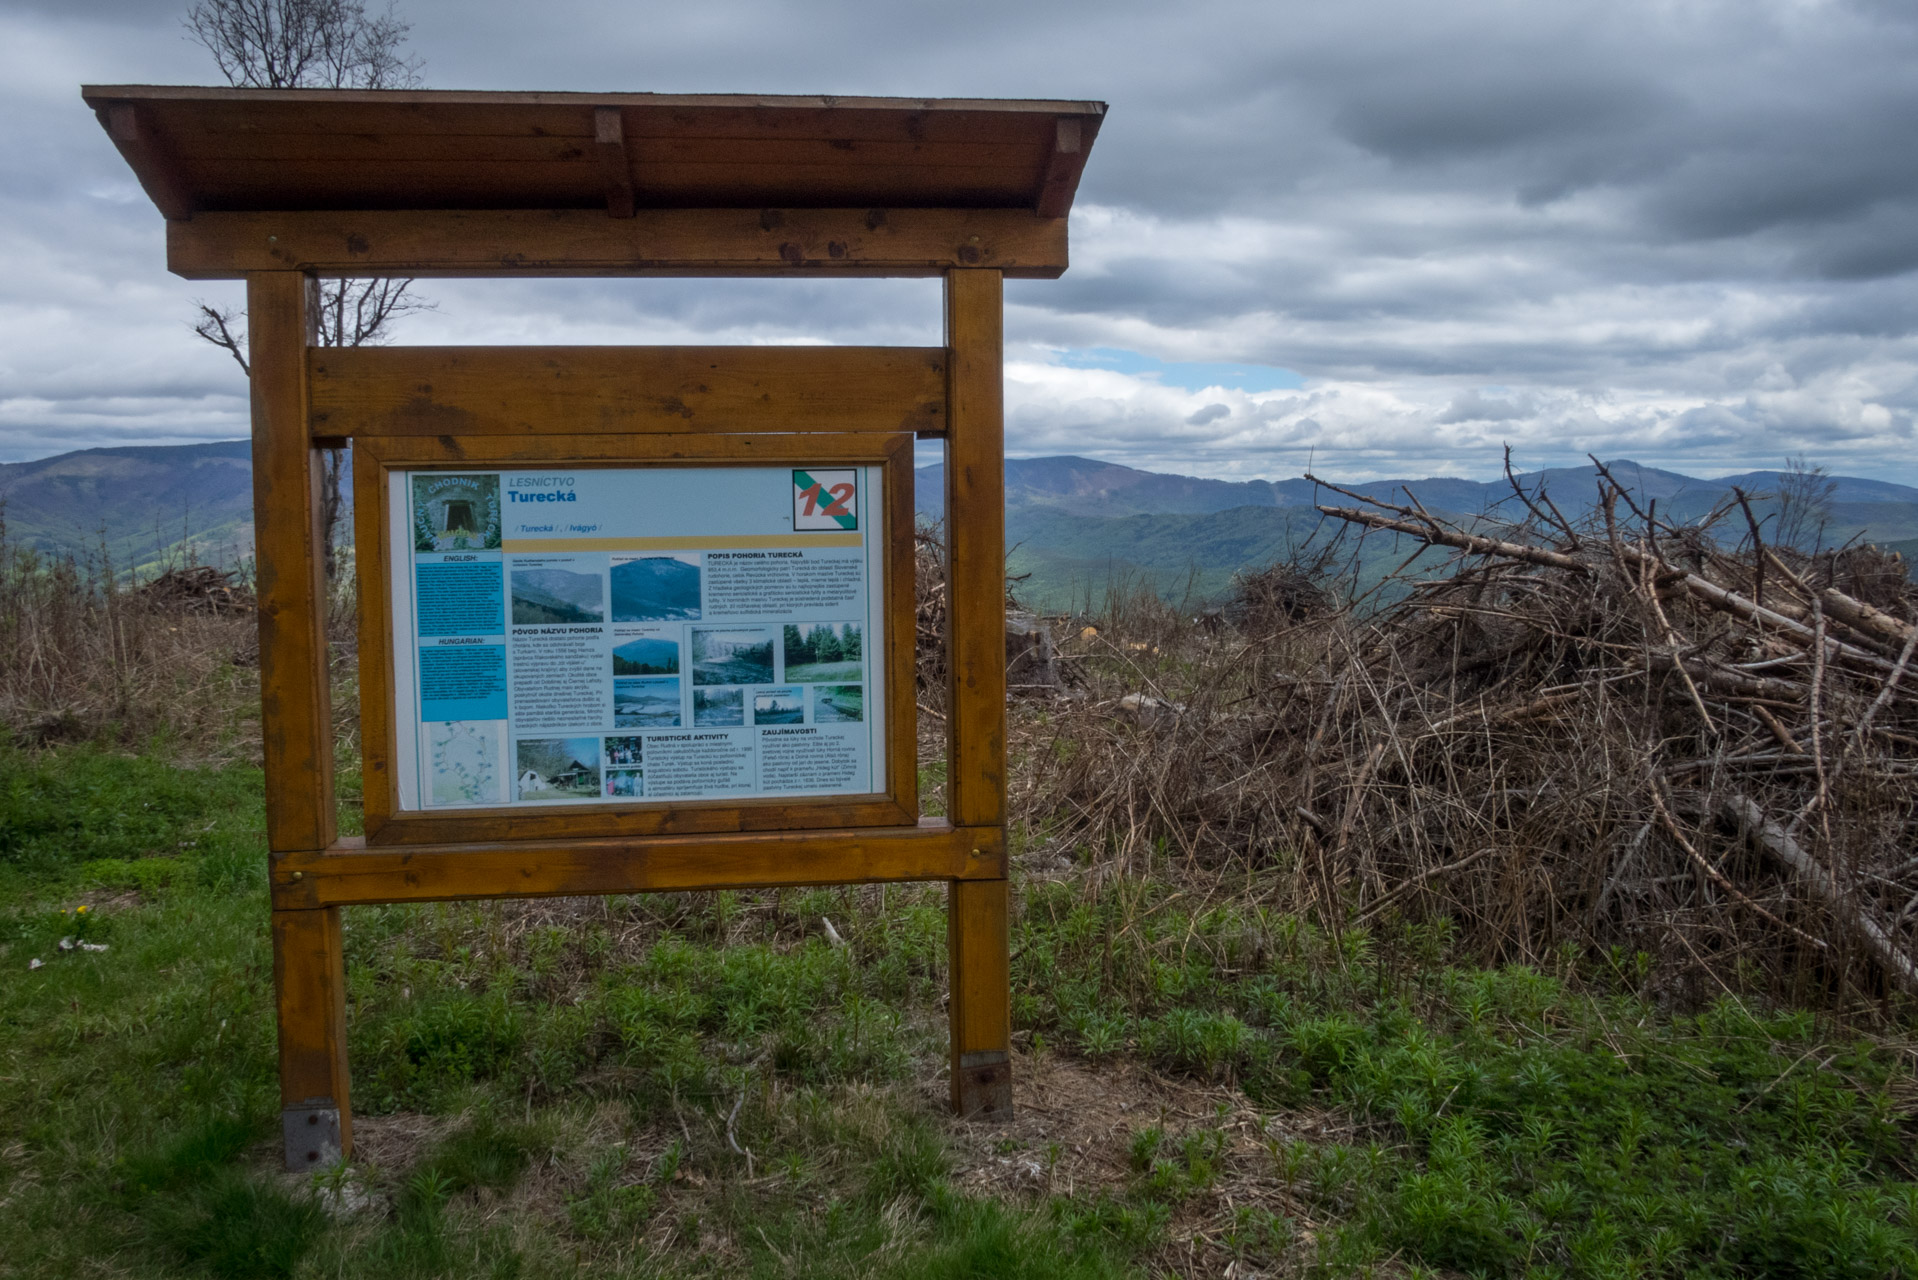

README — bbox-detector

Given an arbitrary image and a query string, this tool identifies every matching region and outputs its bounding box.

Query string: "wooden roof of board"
[80,86,1106,221]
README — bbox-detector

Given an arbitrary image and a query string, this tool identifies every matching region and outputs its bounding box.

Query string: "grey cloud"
[8,2,183,18]
[1437,391,1530,424]
[1186,403,1229,425]
[9,0,1918,481]
[1330,68,1672,170]
[419,277,941,346]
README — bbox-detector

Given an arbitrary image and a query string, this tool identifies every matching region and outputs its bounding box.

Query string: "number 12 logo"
[793,469,858,531]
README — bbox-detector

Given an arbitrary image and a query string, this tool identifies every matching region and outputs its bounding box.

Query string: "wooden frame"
[942,269,1012,1119]
[273,822,1004,909]
[170,207,1070,279]
[93,84,1096,1166]
[254,276,1013,1164]
[82,85,1104,237]
[310,346,948,438]
[351,430,919,846]
[247,273,1015,1163]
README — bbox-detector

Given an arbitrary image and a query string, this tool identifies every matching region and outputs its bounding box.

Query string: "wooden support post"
[943,268,1013,1119]
[249,272,336,854]
[948,877,1012,1116]
[273,907,352,1167]
[249,272,347,1166]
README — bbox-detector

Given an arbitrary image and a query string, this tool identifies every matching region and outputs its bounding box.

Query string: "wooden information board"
[359,443,917,841]
[85,84,1102,1169]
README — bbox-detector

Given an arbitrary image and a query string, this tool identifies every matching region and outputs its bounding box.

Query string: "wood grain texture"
[86,87,1112,164]
[353,440,398,843]
[272,907,352,1152]
[594,106,635,218]
[249,274,335,853]
[167,207,1068,279]
[942,271,1007,829]
[942,270,1012,1119]
[356,431,905,467]
[309,346,946,438]
[272,821,1003,907]
[948,878,1014,1118]
[354,432,918,847]
[161,132,1043,168]
[368,797,919,847]
[99,103,196,220]
[169,163,1041,211]
[81,85,1105,129]
[1036,117,1093,219]
[882,433,921,820]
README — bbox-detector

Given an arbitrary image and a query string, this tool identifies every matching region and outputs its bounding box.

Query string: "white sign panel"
[387,465,886,811]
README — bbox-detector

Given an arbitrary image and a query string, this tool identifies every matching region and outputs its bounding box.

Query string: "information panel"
[386,465,886,811]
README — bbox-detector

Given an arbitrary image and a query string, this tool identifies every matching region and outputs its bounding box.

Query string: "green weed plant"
[2,742,1915,1277]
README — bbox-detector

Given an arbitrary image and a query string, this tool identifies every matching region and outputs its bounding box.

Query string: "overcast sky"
[6,0,1917,483]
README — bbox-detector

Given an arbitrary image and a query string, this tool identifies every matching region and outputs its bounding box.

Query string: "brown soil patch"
[76,890,146,913]
[345,1111,453,1177]
[943,1051,1355,1274]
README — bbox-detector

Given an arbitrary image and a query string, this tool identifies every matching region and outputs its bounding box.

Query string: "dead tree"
[185,0,429,581]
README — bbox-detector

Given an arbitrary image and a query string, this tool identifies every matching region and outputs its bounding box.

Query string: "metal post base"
[954,1050,1013,1119]
[282,1102,342,1171]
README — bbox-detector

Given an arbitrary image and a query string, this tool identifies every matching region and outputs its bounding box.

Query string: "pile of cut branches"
[1014,461,1918,1005]
[134,565,254,615]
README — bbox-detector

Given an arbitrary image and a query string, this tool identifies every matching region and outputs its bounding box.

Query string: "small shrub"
[362,991,524,1109]
[145,1167,326,1279]
[902,1194,1128,1280]
[566,1145,657,1242]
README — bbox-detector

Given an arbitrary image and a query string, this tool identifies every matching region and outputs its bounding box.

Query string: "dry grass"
[9,485,1911,1017]
[947,1050,1342,1275]
[0,523,366,768]
[7,504,1918,1274]
[1003,467,1918,1013]
[0,526,259,762]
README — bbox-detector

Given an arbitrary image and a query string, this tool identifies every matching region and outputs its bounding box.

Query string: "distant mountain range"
[6,443,1913,606]
[917,454,1918,529]
[919,456,1918,607]
[0,441,257,574]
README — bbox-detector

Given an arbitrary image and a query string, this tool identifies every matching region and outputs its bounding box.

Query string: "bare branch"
[191,303,249,375]
[1503,443,1579,548]
[1315,504,1590,573]
[182,4,428,589]
[185,0,421,91]
[307,278,433,348]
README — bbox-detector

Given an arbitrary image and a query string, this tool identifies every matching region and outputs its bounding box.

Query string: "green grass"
[0,744,1129,1278]
[2,740,1915,1277]
[1010,881,1918,1276]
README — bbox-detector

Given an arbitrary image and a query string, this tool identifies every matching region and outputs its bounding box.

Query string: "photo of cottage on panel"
[515,737,601,801]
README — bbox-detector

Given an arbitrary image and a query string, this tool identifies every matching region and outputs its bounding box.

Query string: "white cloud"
[5,0,1918,484]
